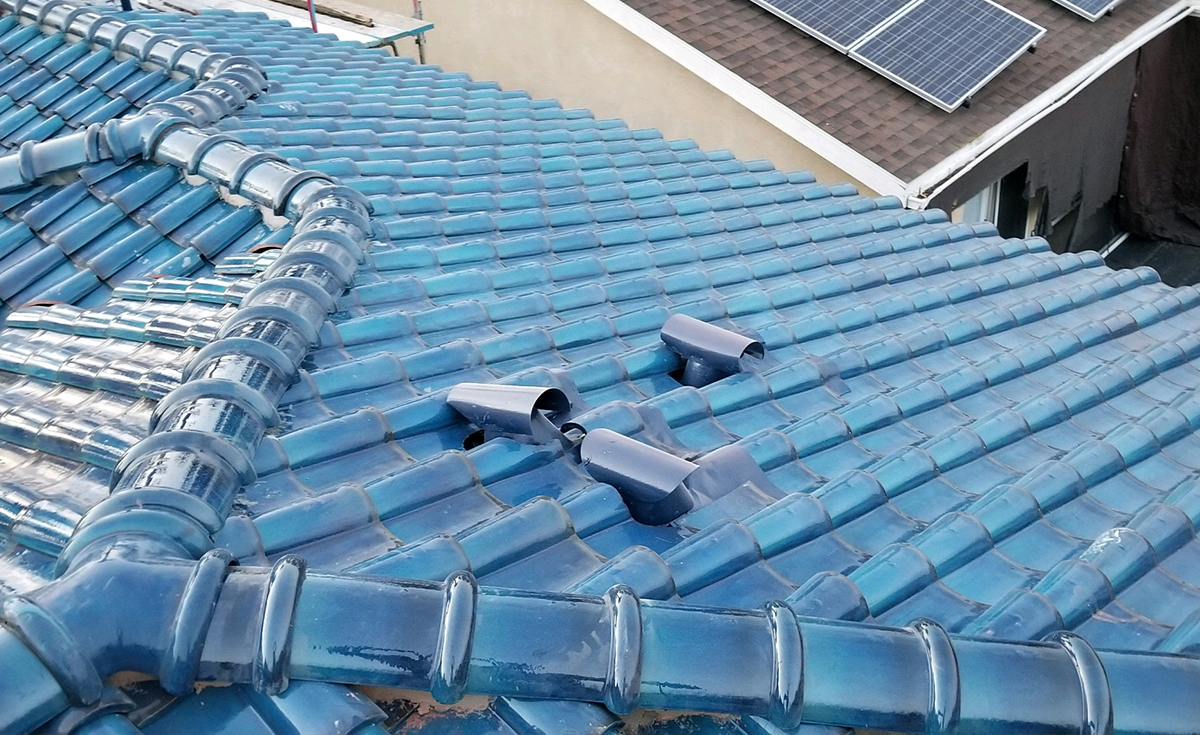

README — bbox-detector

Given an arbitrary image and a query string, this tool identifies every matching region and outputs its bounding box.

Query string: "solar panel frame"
[1048,0,1124,22]
[849,0,1046,112]
[743,0,920,52]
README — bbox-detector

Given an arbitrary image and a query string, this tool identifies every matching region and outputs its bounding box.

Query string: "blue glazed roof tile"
[0,29,278,320]
[0,3,1197,734]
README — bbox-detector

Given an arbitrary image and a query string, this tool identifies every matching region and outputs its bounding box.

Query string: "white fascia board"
[584,0,1199,210]
[902,0,1198,209]
[579,0,909,198]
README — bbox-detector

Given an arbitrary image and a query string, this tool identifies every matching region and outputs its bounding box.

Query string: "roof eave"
[593,0,1199,211]
[902,0,1198,209]
[580,0,910,199]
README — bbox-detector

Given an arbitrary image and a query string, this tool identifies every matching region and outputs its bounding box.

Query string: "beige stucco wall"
[360,0,873,194]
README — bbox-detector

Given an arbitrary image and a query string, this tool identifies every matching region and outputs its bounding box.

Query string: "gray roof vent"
[660,314,764,387]
[579,428,696,525]
[447,383,572,450]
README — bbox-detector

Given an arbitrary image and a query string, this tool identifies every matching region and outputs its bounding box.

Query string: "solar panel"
[1048,0,1123,21]
[850,0,1045,112]
[746,0,914,51]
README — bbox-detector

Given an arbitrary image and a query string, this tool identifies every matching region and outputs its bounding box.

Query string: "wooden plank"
[267,0,374,28]
[141,0,432,46]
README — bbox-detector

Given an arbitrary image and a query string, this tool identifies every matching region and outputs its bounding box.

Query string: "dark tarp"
[1107,236,1200,287]
[1119,18,1200,246]
[931,51,1137,252]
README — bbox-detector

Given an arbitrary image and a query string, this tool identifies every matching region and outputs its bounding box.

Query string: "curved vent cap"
[660,314,764,387]
[579,428,696,525]
[447,383,572,449]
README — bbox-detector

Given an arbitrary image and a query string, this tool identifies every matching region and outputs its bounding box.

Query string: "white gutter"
[902,0,1197,209]
[579,0,909,199]
[1098,231,1130,258]
[584,0,1198,211]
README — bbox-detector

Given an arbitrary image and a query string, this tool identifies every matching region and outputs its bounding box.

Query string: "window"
[953,182,999,225]
[951,165,1031,239]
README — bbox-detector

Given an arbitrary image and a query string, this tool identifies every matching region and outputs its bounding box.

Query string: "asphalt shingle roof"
[620,0,1179,180]
[1,4,1200,735]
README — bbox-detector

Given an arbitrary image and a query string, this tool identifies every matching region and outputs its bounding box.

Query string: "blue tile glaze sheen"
[0,1,1196,734]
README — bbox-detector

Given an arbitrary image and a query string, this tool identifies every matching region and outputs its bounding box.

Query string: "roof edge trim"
[903,0,1197,209]
[578,0,909,198]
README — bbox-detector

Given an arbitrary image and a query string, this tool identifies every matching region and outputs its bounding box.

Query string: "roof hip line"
[6,552,1200,734]
[0,0,270,191]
